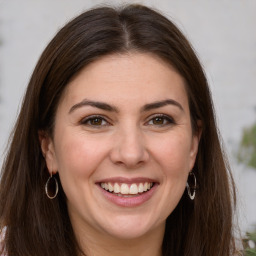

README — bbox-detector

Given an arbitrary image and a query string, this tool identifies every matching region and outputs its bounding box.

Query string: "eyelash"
[80,114,175,128]
[80,115,110,127]
[146,114,175,127]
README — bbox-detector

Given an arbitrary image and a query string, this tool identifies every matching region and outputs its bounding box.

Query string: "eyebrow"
[142,99,184,112]
[69,98,184,114]
[69,99,118,113]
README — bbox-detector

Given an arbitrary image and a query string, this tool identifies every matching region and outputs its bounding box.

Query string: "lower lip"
[98,184,158,207]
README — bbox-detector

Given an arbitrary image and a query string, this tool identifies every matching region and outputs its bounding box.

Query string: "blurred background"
[0,0,255,238]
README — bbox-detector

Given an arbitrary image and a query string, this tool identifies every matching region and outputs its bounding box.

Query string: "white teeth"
[130,184,138,194]
[114,183,120,193]
[120,184,129,194]
[138,183,144,193]
[101,182,154,195]
[108,183,114,192]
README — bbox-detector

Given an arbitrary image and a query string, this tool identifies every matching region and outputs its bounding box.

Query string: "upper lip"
[96,177,158,184]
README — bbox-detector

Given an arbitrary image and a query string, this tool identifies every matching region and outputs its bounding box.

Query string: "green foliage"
[237,123,256,169]
[245,249,256,256]
[244,231,256,255]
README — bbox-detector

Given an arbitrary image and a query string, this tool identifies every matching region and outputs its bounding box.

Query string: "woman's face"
[43,53,200,241]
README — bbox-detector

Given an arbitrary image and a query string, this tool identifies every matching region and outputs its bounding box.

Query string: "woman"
[0,4,239,256]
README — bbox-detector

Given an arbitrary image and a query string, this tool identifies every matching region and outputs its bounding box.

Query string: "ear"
[38,130,58,175]
[189,120,202,171]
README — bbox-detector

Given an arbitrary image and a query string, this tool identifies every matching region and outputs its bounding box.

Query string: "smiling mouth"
[100,182,154,197]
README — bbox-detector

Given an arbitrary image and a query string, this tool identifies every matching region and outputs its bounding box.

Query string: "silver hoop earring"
[45,173,59,199]
[186,172,196,200]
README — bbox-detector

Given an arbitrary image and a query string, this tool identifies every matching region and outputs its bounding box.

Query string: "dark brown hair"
[0,4,238,255]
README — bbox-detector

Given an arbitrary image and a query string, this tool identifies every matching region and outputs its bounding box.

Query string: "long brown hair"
[0,4,237,255]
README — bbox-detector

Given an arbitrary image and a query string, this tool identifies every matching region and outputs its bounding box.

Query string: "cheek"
[145,134,193,220]
[54,131,109,180]
[150,131,193,187]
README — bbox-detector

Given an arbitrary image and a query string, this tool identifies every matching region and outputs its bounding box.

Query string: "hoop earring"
[45,173,59,199]
[186,172,196,200]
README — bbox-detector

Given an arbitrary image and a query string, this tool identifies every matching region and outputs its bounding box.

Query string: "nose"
[109,127,149,169]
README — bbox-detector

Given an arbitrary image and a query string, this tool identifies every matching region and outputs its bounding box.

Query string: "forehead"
[59,53,189,111]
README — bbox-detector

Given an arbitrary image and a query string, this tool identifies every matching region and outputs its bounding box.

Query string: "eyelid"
[79,113,175,127]
[145,113,175,126]
[80,114,111,126]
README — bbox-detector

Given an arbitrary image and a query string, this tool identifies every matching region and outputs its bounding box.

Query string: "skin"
[41,52,200,256]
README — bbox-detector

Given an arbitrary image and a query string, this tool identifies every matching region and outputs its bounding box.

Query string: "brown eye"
[90,118,103,126]
[147,115,174,126]
[152,117,165,125]
[81,116,108,127]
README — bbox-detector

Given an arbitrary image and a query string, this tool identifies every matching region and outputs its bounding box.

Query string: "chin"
[99,214,162,240]
[105,227,151,240]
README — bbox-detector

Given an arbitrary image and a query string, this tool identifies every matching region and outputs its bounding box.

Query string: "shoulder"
[0,227,7,256]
